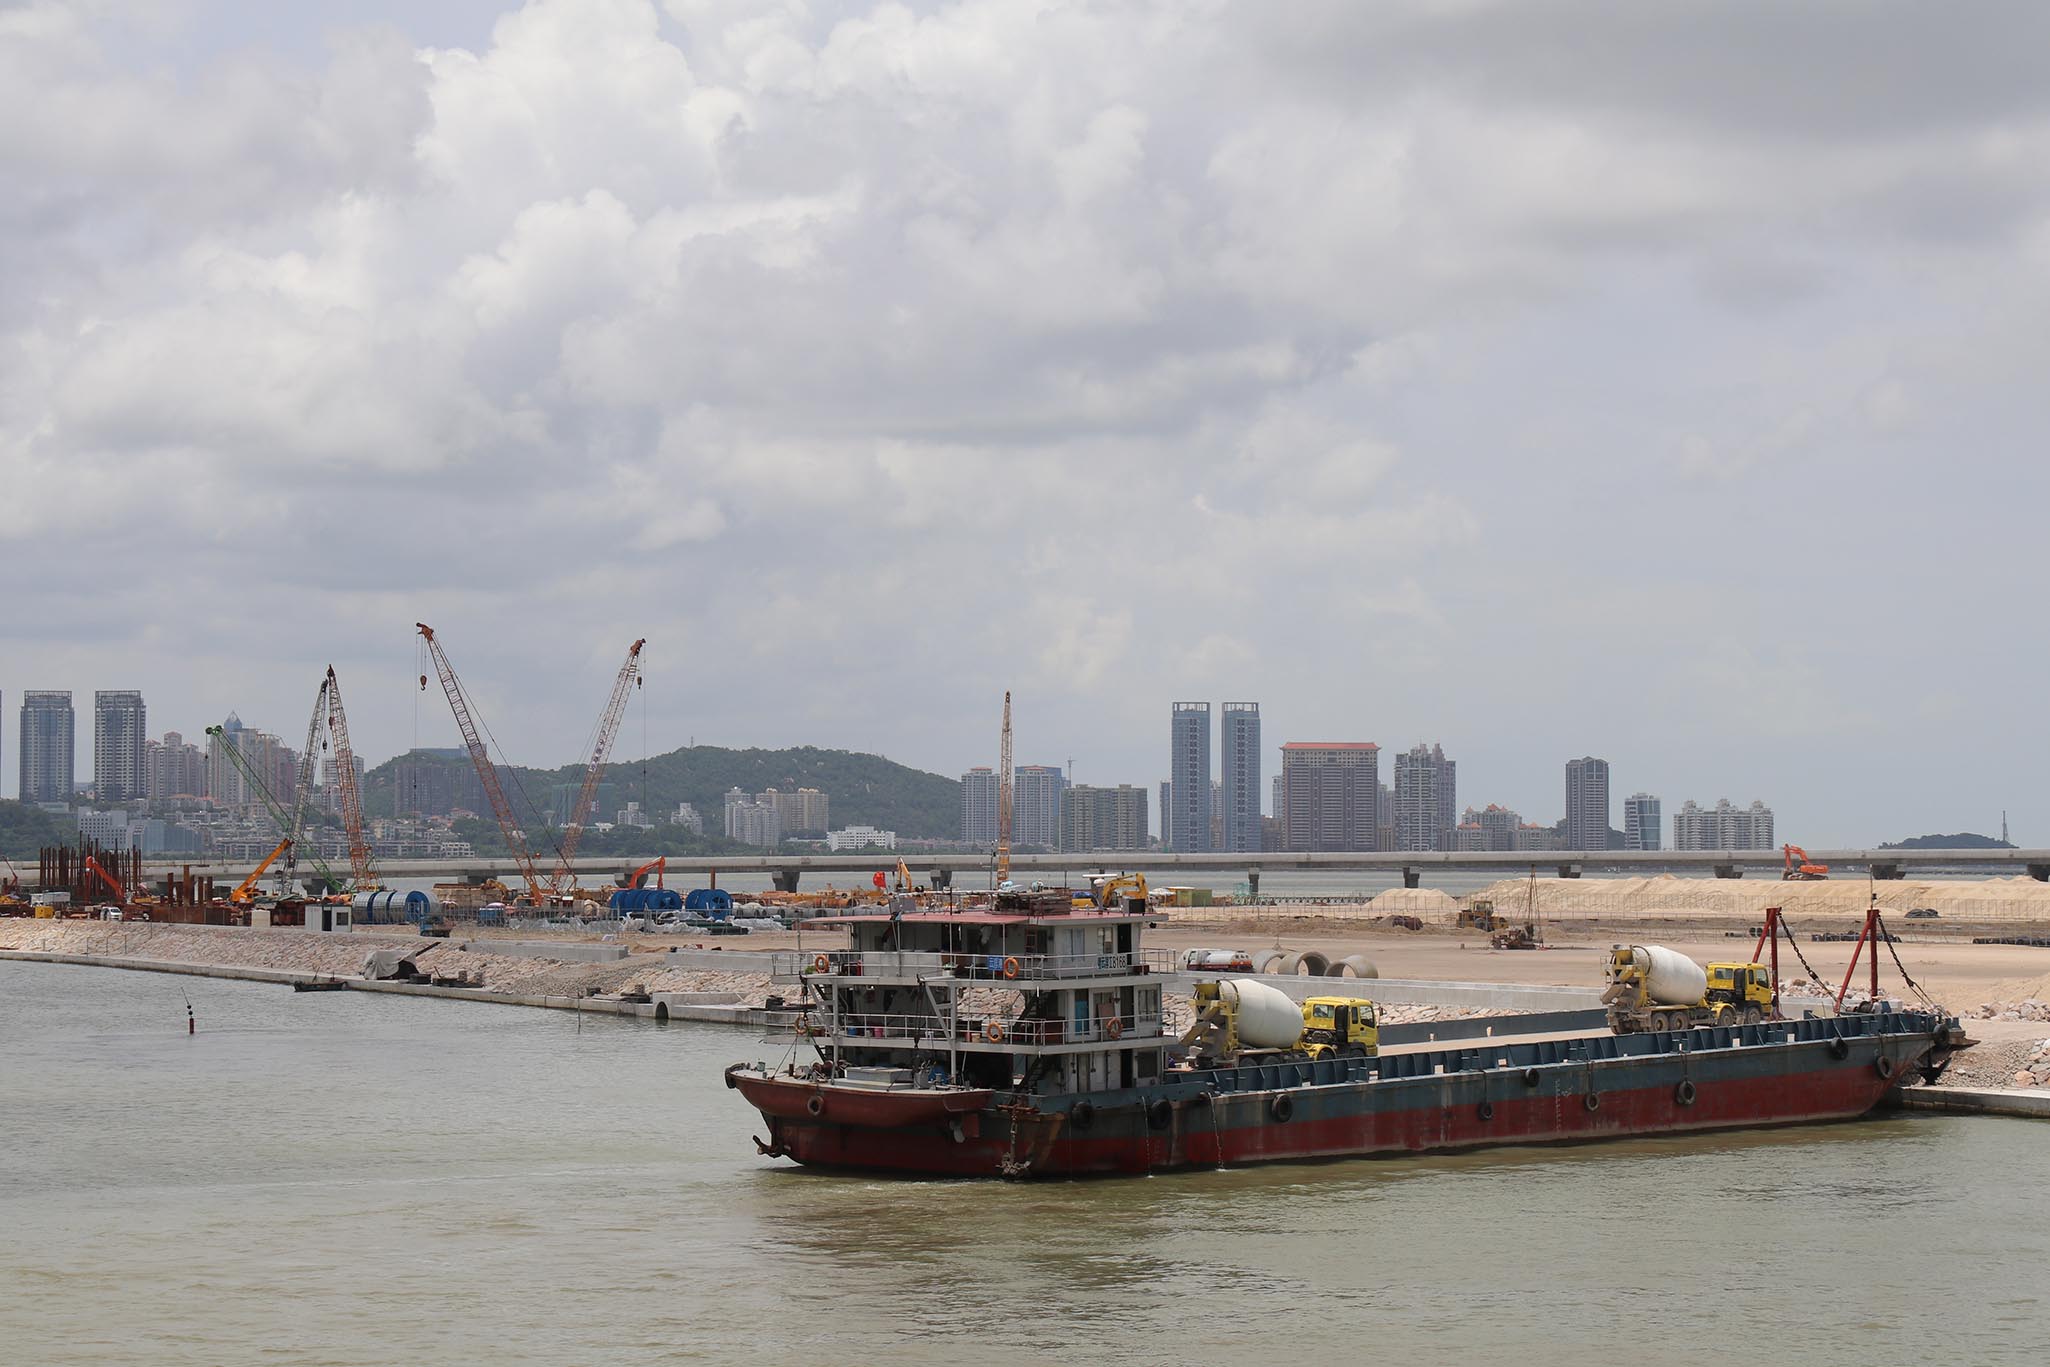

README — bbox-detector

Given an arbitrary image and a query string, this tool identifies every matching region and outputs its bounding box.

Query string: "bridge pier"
[1246,869,1260,901]
[1402,867,1419,889]
[1556,864,1581,880]
[928,868,952,890]
[1715,864,1741,880]
[1871,863,1905,881]
[772,869,802,893]
[2031,864,2050,883]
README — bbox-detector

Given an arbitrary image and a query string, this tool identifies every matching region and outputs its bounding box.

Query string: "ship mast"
[995,690,1013,887]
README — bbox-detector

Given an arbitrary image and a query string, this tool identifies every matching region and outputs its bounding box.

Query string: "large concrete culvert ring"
[1267,950,1331,975]
[1254,950,1291,974]
[1327,955,1379,978]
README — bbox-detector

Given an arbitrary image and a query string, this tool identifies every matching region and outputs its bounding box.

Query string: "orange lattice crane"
[553,638,645,894]
[416,623,553,905]
[322,667,377,889]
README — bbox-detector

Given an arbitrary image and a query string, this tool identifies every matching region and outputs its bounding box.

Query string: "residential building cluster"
[948,700,1784,857]
[1671,798,1776,851]
[724,787,830,847]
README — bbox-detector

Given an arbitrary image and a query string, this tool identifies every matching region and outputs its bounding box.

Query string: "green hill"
[366,744,962,843]
[1877,832,2016,850]
[1,799,70,861]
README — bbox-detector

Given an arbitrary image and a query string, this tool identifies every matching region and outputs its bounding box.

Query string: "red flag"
[873,871,887,889]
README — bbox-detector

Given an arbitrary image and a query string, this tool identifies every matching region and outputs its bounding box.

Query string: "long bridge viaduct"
[140,848,2050,896]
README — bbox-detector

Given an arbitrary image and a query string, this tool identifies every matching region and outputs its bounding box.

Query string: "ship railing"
[821,1011,1164,1046]
[806,950,1157,980]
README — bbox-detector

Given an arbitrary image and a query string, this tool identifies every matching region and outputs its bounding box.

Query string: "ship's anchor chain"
[1874,912,1940,1010]
[998,1099,1039,1180]
[1774,914,1835,995]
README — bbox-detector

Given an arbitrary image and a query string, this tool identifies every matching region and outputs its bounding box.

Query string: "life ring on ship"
[985,1021,1004,1043]
[1069,1101,1095,1131]
[1477,1101,1494,1122]
[805,1093,825,1118]
[1521,1067,1542,1088]
[1828,1036,1851,1060]
[1269,1095,1294,1123]
[1147,1099,1174,1130]
[1104,1016,1123,1040]
[1583,1092,1601,1112]
[1002,957,1021,980]
[812,954,830,974]
[1675,1080,1697,1107]
[1873,1055,1896,1080]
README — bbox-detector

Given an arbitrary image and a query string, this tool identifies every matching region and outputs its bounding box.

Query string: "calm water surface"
[3,961,2043,1366]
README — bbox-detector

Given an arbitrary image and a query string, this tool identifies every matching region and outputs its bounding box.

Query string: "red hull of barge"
[732,1017,1958,1179]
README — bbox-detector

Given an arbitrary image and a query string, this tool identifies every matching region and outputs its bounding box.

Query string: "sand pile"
[1458,874,2050,923]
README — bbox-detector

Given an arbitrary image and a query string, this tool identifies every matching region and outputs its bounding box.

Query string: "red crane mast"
[323,667,377,888]
[416,623,552,905]
[553,639,645,893]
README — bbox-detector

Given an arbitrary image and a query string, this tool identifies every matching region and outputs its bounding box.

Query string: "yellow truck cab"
[1704,962,1774,1020]
[1301,996,1379,1058]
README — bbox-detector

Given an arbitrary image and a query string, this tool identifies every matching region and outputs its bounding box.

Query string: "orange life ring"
[812,954,830,974]
[1002,956,1020,980]
[985,1020,1004,1043]
[1104,1016,1123,1040]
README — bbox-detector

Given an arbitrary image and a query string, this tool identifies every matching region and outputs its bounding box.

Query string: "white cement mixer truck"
[1603,944,1775,1033]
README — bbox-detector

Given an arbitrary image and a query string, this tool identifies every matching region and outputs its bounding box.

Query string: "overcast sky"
[4,0,2045,843]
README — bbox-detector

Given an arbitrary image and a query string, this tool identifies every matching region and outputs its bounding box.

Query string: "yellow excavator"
[1085,873,1149,912]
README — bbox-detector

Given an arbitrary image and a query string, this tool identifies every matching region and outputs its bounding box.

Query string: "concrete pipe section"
[1264,950,1331,976]
[1327,954,1379,979]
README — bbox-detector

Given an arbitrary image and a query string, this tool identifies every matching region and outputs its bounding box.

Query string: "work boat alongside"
[725,894,1972,1179]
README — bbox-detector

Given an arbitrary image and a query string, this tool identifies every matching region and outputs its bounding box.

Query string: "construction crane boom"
[995,690,1013,887]
[323,668,377,888]
[554,639,646,891]
[206,723,339,895]
[416,623,552,904]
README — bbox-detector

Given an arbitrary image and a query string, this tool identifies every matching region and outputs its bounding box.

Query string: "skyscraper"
[1061,784,1149,851]
[19,691,75,804]
[1624,793,1662,851]
[1280,742,1379,850]
[1013,765,1065,848]
[1564,756,1610,850]
[1169,702,1212,853]
[1219,702,1261,852]
[1393,742,1456,851]
[960,767,998,844]
[93,690,147,802]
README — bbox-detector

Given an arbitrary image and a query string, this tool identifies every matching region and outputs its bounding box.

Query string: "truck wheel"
[1650,1012,1670,1032]
[1743,1007,1763,1025]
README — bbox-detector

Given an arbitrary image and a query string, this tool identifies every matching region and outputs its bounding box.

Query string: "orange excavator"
[626,856,666,890]
[83,854,127,903]
[1783,844,1830,881]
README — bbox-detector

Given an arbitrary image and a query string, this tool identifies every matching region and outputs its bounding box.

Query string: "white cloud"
[2,0,2047,841]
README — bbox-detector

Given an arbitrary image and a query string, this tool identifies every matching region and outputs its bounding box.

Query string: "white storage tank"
[1219,978,1304,1050]
[1625,944,1709,1006]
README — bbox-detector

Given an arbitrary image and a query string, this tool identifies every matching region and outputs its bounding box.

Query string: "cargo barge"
[725,893,1971,1178]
